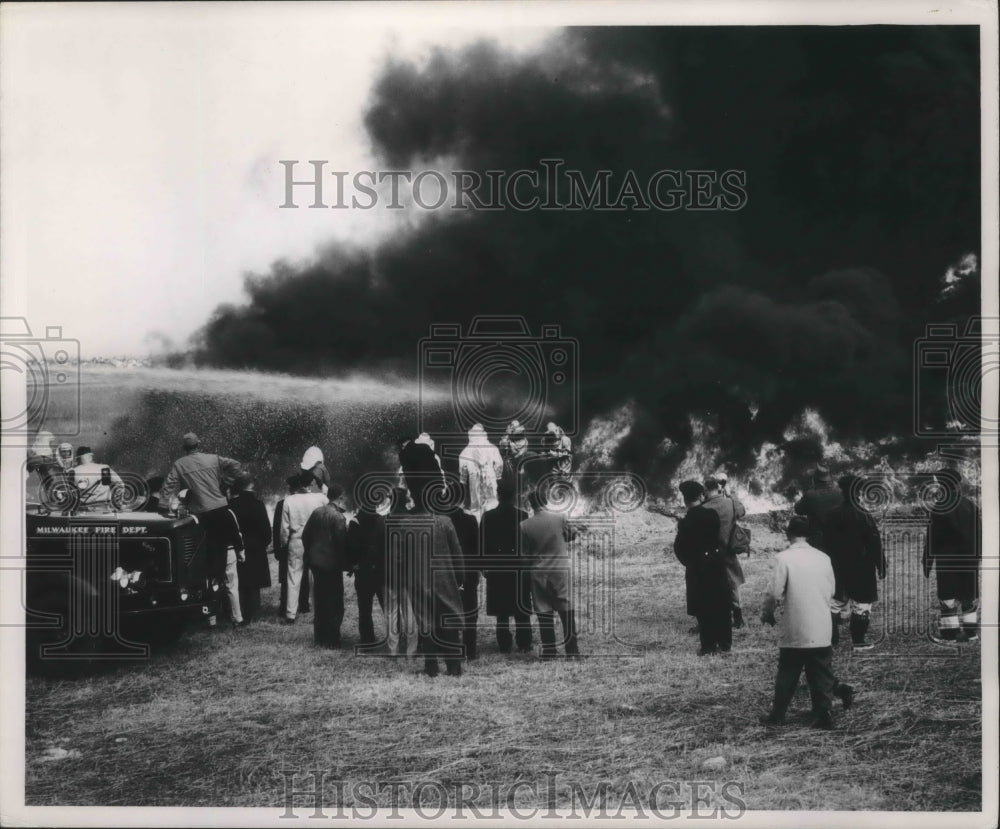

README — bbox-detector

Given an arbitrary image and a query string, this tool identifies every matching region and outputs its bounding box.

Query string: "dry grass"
[25,511,982,811]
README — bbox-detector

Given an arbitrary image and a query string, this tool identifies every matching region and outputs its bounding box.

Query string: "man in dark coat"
[273,475,312,619]
[302,483,350,647]
[674,480,730,656]
[449,482,482,660]
[229,472,272,624]
[483,480,533,653]
[520,488,579,658]
[396,442,466,677]
[794,465,844,640]
[794,466,843,551]
[701,477,747,629]
[348,498,388,647]
[823,475,886,649]
[925,472,981,642]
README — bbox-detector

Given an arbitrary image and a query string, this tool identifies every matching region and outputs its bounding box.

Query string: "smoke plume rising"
[191,26,981,491]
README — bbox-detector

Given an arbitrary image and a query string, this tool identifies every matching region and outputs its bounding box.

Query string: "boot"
[812,709,835,730]
[538,614,558,659]
[849,612,871,649]
[732,607,745,630]
[831,614,841,646]
[834,682,855,710]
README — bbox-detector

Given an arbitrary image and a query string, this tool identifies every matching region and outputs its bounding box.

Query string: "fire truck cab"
[24,475,220,675]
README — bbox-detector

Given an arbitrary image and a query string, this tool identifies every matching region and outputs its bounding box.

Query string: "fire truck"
[24,467,220,675]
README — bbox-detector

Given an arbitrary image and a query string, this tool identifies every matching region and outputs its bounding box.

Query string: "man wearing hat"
[302,482,350,647]
[701,475,747,629]
[760,516,855,730]
[161,433,246,627]
[521,486,579,659]
[823,475,886,649]
[55,442,76,472]
[795,465,851,643]
[72,445,123,506]
[229,471,272,625]
[674,480,730,655]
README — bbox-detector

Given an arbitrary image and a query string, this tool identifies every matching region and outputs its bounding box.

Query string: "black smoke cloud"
[194,26,980,476]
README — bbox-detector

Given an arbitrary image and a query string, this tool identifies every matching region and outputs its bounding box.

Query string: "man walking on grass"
[760,516,855,730]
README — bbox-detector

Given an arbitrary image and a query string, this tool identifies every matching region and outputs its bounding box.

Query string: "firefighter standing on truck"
[160,433,246,628]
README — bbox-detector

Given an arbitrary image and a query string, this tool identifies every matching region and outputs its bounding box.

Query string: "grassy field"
[24,509,982,813]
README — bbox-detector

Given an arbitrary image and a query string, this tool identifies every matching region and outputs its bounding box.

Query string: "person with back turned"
[925,470,981,643]
[279,471,328,624]
[302,483,350,647]
[520,487,579,659]
[395,442,466,677]
[701,476,747,629]
[348,492,389,648]
[823,475,886,650]
[273,475,313,618]
[229,471,272,624]
[449,481,483,661]
[483,479,533,654]
[674,480,730,656]
[760,516,855,730]
[795,464,850,642]
[160,433,245,628]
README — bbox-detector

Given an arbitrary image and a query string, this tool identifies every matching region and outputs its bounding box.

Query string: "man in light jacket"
[760,516,855,730]
[279,471,328,623]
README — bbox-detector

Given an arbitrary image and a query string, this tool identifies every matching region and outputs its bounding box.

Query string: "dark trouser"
[697,608,732,653]
[497,609,533,652]
[461,571,481,659]
[239,585,261,622]
[199,506,244,579]
[538,610,579,657]
[310,567,344,646]
[278,557,311,614]
[420,625,463,677]
[355,570,385,644]
[771,647,835,718]
[492,570,533,651]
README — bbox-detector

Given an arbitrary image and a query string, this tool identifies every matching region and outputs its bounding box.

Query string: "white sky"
[1,3,557,356]
[2,1,996,359]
